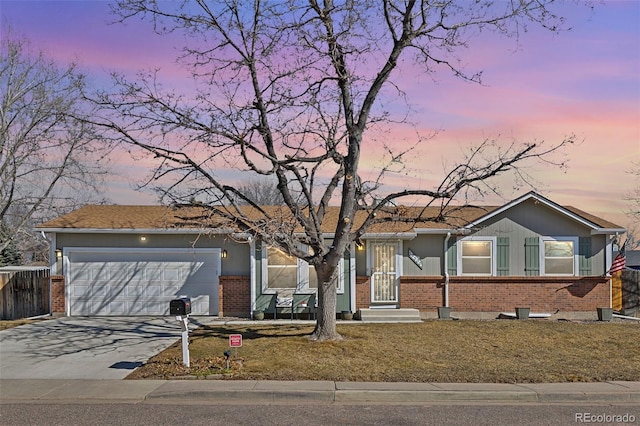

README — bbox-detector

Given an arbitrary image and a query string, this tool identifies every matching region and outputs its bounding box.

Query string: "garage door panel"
[163,286,180,297]
[91,268,109,281]
[73,286,91,297]
[70,266,91,282]
[94,285,109,297]
[146,265,164,281]
[109,302,127,315]
[146,285,162,296]
[164,267,180,281]
[85,300,108,316]
[130,267,147,281]
[67,249,220,316]
[127,286,145,297]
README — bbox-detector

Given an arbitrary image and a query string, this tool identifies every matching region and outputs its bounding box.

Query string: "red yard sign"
[229,334,243,347]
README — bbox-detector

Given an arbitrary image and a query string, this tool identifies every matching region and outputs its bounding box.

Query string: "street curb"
[333,390,539,403]
[111,380,640,404]
[145,380,337,403]
[1,380,639,405]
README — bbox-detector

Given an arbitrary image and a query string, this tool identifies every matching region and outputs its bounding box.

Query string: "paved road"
[0,316,203,379]
[1,402,638,426]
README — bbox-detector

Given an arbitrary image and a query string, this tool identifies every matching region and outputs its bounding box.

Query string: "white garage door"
[66,248,220,316]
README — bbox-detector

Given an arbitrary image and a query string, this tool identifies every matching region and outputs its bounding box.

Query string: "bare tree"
[235,179,284,206]
[629,161,640,218]
[94,0,577,340]
[624,161,640,247]
[0,33,110,258]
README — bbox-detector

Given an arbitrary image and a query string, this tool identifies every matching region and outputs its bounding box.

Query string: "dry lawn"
[0,319,45,330]
[128,320,640,383]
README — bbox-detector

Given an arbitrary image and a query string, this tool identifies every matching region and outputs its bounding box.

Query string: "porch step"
[358,308,422,323]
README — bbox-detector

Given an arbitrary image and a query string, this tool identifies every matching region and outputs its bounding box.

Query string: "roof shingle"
[37,199,623,234]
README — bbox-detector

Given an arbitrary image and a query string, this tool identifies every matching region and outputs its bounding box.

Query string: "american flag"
[609,242,627,274]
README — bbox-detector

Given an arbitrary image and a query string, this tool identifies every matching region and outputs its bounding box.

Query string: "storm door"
[370,242,398,304]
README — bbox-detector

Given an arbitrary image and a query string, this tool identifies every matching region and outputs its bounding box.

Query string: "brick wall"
[355,276,370,310]
[219,275,251,317]
[51,275,65,314]
[398,276,609,312]
[51,273,608,316]
[399,276,445,309]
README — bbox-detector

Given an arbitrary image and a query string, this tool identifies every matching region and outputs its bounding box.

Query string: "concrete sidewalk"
[1,379,639,404]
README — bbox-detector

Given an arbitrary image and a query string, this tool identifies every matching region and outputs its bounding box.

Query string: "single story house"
[37,191,625,318]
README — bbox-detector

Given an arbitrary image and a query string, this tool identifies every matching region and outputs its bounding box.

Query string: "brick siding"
[397,276,609,312]
[219,275,251,317]
[51,275,65,314]
[51,273,609,316]
[355,276,370,310]
[399,276,445,309]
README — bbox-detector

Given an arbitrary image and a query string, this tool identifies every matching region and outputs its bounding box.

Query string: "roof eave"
[361,232,418,240]
[414,228,472,235]
[590,228,627,235]
[37,227,234,235]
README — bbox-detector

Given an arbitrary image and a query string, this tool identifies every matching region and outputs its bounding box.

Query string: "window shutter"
[497,237,510,276]
[579,237,592,276]
[447,237,457,276]
[524,237,540,276]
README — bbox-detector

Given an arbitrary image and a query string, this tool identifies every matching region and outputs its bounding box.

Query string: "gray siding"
[56,232,250,276]
[590,234,607,275]
[466,199,607,275]
[473,199,591,237]
[371,199,609,277]
[403,235,445,276]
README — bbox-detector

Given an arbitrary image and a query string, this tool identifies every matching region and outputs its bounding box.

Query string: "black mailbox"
[170,297,191,315]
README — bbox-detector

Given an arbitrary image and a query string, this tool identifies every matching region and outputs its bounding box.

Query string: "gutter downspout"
[249,237,256,319]
[443,232,451,308]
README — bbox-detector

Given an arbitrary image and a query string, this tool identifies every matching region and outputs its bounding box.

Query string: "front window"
[542,239,576,275]
[267,248,298,289]
[458,238,495,275]
[262,244,342,293]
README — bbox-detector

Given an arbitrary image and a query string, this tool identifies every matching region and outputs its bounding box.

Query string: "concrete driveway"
[0,316,207,379]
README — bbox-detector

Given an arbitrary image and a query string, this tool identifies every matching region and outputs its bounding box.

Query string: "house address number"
[408,249,423,270]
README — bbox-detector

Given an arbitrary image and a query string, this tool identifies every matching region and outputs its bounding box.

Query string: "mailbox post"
[170,297,192,367]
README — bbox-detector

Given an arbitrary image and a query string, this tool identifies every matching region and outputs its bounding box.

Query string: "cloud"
[2,0,637,237]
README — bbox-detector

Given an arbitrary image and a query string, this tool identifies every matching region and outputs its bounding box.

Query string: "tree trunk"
[310,263,342,341]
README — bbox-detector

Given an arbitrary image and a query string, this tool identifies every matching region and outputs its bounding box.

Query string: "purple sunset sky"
[2,1,639,233]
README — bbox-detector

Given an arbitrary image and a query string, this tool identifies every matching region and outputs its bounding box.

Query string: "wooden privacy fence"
[0,267,50,320]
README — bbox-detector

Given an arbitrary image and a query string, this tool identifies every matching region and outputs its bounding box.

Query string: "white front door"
[370,242,398,304]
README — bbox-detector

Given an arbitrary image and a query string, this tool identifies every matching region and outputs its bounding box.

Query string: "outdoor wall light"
[55,249,62,259]
[222,249,228,259]
[356,240,364,251]
[139,235,147,242]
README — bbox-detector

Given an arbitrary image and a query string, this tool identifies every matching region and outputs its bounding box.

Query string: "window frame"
[456,237,497,276]
[540,236,578,276]
[261,244,344,294]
